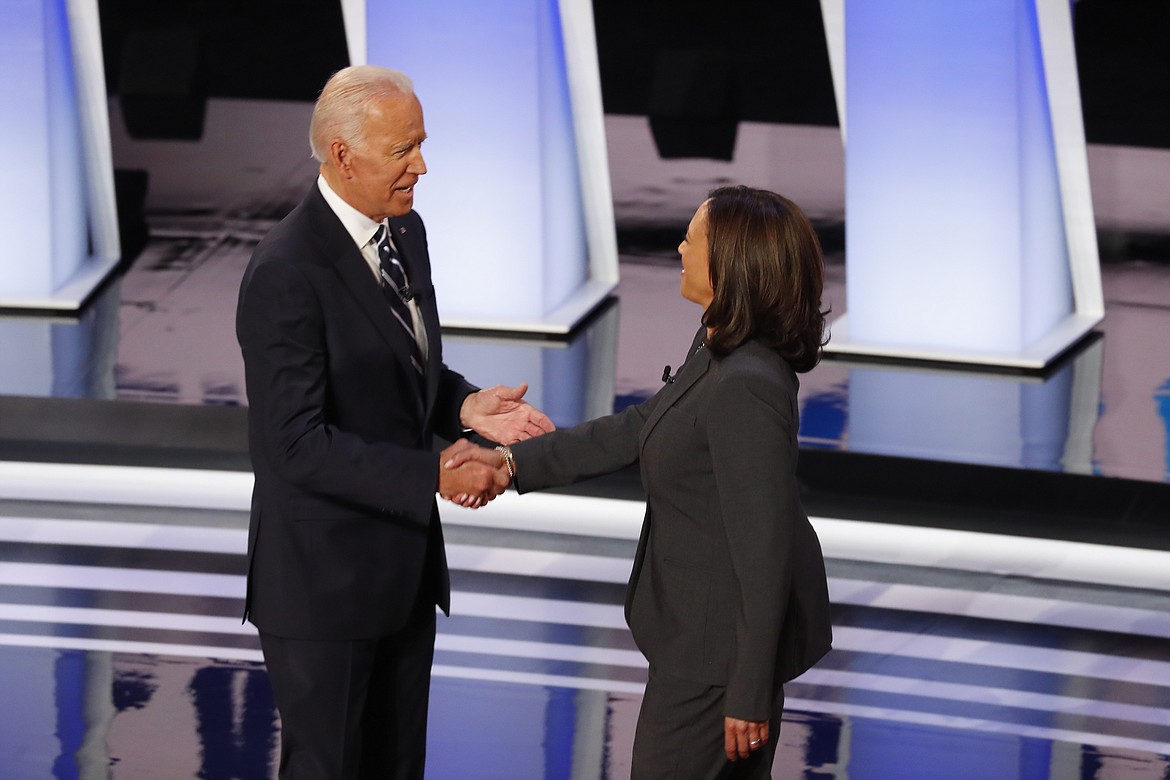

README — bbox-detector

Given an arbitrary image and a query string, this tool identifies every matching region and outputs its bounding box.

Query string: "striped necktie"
[373,224,424,377]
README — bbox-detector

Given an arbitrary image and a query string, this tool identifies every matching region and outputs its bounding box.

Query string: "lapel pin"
[399,226,407,235]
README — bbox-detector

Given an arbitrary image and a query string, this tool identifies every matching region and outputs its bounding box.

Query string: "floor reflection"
[1,494,1168,779]
[3,645,1167,779]
[800,336,1105,476]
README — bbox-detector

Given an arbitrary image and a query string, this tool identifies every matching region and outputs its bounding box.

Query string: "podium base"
[0,255,120,314]
[824,311,1103,371]
[438,279,617,337]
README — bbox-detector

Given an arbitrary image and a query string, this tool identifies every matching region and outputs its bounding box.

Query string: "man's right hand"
[438,439,508,508]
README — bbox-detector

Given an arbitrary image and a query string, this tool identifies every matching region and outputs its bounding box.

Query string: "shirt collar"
[316,174,383,250]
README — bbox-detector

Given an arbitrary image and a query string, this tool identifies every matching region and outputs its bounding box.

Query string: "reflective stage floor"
[1,465,1169,779]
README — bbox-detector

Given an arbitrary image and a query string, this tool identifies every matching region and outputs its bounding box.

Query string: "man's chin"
[388,190,415,216]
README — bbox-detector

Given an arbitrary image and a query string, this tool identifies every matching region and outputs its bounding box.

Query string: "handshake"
[437,439,514,509]
[439,382,555,508]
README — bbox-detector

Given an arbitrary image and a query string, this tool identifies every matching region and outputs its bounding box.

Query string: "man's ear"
[329,140,350,176]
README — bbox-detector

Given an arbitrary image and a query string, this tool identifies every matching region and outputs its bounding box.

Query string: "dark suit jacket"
[236,183,476,640]
[511,328,832,721]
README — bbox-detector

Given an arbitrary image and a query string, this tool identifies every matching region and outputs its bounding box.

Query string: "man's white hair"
[309,65,415,163]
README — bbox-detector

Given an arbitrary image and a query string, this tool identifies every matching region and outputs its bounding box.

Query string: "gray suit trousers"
[631,667,785,779]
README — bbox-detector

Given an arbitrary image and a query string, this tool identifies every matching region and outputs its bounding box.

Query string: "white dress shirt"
[316,175,429,361]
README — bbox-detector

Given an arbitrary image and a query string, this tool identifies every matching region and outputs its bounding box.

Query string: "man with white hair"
[236,65,553,779]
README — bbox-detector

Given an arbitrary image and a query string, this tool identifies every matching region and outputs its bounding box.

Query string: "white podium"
[820,0,1103,369]
[343,0,618,334]
[0,0,119,312]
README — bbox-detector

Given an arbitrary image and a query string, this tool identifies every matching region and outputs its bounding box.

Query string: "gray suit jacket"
[511,327,832,721]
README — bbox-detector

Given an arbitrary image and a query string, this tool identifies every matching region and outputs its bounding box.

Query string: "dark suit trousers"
[260,584,437,780]
[631,667,785,780]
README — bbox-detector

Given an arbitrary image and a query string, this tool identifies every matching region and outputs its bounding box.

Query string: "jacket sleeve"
[237,255,438,525]
[509,327,707,491]
[509,394,662,492]
[432,367,477,442]
[707,363,800,721]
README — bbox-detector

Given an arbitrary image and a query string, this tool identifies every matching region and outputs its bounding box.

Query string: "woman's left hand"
[724,716,769,761]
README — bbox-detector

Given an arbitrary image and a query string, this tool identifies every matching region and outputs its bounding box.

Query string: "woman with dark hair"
[700,186,828,372]
[452,185,833,778]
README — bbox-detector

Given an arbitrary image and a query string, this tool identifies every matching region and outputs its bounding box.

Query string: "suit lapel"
[639,327,711,450]
[306,189,425,418]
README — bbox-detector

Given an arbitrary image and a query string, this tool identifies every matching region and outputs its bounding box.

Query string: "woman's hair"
[702,185,828,373]
[309,65,415,163]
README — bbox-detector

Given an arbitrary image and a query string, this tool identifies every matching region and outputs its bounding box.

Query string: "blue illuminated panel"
[0,0,87,299]
[844,0,1073,355]
[365,0,587,326]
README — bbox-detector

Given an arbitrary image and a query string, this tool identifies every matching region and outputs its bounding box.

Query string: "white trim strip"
[66,0,120,261]
[0,604,254,635]
[784,697,1170,756]
[441,491,644,539]
[0,604,646,666]
[450,592,627,630]
[0,632,263,662]
[0,562,244,597]
[814,516,1170,594]
[0,516,634,584]
[829,626,1170,688]
[4,464,1168,594]
[432,664,645,694]
[1036,0,1105,318]
[796,668,1170,728]
[0,461,254,511]
[435,634,644,668]
[830,578,1170,639]
[445,544,630,584]
[0,516,246,553]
